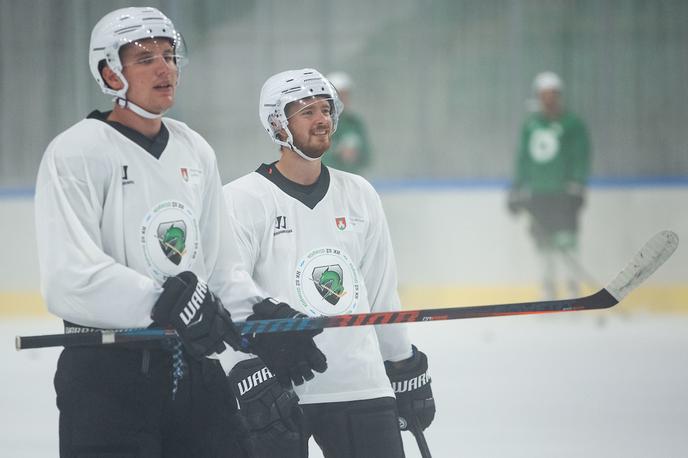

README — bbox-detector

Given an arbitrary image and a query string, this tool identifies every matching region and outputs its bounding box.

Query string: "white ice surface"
[2,312,687,457]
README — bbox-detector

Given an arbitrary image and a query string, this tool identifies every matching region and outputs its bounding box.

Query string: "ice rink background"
[4,310,688,458]
[1,185,685,457]
[1,1,686,456]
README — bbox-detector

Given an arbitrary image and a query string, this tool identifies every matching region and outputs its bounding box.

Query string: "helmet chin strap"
[116,97,166,120]
[288,142,322,162]
[280,126,322,162]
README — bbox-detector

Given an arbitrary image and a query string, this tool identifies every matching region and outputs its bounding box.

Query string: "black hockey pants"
[301,396,405,458]
[54,345,249,458]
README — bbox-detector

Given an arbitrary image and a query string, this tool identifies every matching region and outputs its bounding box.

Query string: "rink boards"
[1,183,685,317]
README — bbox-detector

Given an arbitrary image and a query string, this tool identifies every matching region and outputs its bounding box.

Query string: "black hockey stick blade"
[15,230,678,350]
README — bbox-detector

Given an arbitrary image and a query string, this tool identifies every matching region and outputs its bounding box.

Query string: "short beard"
[300,147,327,159]
[295,139,330,159]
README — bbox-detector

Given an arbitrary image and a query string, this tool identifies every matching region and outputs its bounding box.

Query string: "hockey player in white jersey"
[223,69,436,457]
[34,9,326,458]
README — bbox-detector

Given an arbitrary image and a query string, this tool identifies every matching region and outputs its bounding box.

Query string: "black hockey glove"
[228,358,304,458]
[245,298,328,388]
[151,271,242,359]
[507,187,531,215]
[565,181,586,210]
[384,345,436,431]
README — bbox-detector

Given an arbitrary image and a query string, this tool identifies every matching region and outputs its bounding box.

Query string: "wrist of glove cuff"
[385,345,436,431]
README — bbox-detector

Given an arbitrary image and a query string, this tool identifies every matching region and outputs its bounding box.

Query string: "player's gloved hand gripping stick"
[386,345,435,457]
[385,346,435,432]
[151,271,242,359]
[16,231,679,350]
[152,274,327,386]
[244,298,328,387]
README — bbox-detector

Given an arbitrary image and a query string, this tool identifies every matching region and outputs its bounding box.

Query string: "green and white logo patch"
[141,200,199,284]
[157,220,187,265]
[311,264,345,305]
[295,247,360,316]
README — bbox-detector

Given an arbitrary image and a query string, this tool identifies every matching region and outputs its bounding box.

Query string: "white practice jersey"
[223,163,412,404]
[35,111,264,329]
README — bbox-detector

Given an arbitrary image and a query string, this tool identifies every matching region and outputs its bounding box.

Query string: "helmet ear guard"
[267,113,286,140]
[259,68,344,160]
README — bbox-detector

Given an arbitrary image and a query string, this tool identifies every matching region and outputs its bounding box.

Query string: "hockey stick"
[15,230,678,351]
[408,419,432,458]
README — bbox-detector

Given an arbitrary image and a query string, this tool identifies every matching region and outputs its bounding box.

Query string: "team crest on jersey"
[334,215,366,233]
[529,126,562,163]
[311,264,346,305]
[180,167,203,184]
[141,200,200,283]
[157,220,187,265]
[295,247,360,316]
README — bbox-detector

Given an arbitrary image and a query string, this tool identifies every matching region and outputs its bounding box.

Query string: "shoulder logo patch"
[335,216,347,231]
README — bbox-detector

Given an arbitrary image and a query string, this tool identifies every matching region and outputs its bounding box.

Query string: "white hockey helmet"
[89,7,187,119]
[533,71,563,93]
[259,68,343,161]
[327,71,353,92]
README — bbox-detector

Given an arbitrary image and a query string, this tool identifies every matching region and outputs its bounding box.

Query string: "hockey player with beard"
[223,69,436,457]
[34,9,326,457]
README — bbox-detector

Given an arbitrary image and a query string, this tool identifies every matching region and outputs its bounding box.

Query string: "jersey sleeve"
[35,136,160,329]
[569,116,592,184]
[359,183,413,362]
[221,180,264,275]
[199,156,267,323]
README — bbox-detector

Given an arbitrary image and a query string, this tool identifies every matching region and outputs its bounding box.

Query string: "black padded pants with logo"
[301,396,405,458]
[54,346,249,458]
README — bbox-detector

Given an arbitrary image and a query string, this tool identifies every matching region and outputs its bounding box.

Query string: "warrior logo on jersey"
[335,217,347,231]
[121,165,134,185]
[311,264,346,305]
[141,200,200,284]
[295,247,360,316]
[157,220,187,265]
[274,215,292,236]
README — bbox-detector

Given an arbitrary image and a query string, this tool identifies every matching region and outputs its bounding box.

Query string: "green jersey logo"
[157,220,187,265]
[295,247,360,316]
[311,265,346,305]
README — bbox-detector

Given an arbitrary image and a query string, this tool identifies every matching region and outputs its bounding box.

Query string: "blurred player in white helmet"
[223,68,435,457]
[34,8,326,457]
[321,71,372,174]
[508,71,592,299]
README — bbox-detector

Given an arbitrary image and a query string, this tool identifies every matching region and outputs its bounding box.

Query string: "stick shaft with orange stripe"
[15,230,678,350]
